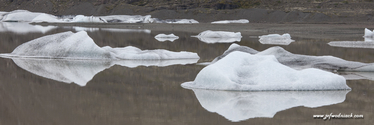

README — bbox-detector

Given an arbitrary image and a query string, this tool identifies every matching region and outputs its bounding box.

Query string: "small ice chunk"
[364,28,374,37]
[211,19,249,24]
[182,51,349,91]
[193,30,242,43]
[259,33,295,45]
[191,89,349,122]
[154,33,179,42]
[328,41,374,48]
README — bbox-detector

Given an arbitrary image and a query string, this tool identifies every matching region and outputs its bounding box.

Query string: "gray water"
[0,23,372,125]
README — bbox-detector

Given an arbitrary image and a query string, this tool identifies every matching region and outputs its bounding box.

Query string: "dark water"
[0,23,372,125]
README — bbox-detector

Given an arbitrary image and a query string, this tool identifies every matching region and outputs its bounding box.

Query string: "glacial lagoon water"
[0,23,373,125]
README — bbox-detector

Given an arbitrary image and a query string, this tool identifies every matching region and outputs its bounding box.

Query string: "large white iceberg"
[259,33,295,45]
[0,22,57,34]
[1,31,199,60]
[213,44,374,71]
[191,89,349,122]
[5,58,198,86]
[193,30,242,43]
[0,10,63,23]
[154,33,179,42]
[182,51,349,91]
[211,19,249,24]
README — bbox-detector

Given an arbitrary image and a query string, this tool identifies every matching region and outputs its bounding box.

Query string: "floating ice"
[364,28,374,37]
[259,33,295,45]
[193,30,242,43]
[69,15,107,23]
[99,15,154,23]
[68,26,151,33]
[328,41,374,49]
[155,19,199,24]
[338,72,374,81]
[0,22,57,34]
[7,58,198,86]
[182,51,349,91]
[211,19,249,24]
[214,44,374,71]
[191,89,349,122]
[1,31,199,60]
[154,34,179,42]
[0,10,62,23]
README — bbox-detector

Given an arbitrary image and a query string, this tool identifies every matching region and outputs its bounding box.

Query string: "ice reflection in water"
[0,22,56,34]
[190,89,349,122]
[68,26,151,33]
[8,58,198,86]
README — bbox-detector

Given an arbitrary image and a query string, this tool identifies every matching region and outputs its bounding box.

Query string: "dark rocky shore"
[1,0,374,24]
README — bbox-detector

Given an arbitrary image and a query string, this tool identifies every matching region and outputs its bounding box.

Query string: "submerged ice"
[1,31,199,60]
[191,89,349,122]
[182,51,349,91]
[193,30,242,43]
[259,33,295,45]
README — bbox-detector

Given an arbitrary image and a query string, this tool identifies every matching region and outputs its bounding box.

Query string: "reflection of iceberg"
[154,34,179,42]
[191,89,349,122]
[0,22,57,34]
[214,44,374,72]
[259,33,295,45]
[211,19,249,24]
[1,31,199,60]
[182,51,349,91]
[193,30,242,43]
[9,58,198,86]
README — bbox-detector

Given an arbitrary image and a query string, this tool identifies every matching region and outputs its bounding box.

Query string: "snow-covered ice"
[154,34,179,42]
[182,51,349,91]
[191,89,349,122]
[0,22,57,34]
[213,44,374,72]
[7,58,198,86]
[1,31,199,60]
[259,33,295,45]
[193,30,242,43]
[211,19,249,24]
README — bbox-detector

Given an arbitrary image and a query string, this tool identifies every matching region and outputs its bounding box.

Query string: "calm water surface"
[0,23,372,125]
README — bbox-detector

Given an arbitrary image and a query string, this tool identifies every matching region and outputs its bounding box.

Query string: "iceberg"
[0,10,63,23]
[213,44,374,71]
[328,41,374,49]
[69,15,107,23]
[364,28,374,37]
[99,15,154,23]
[259,33,295,45]
[154,33,179,42]
[0,22,57,34]
[154,19,199,24]
[190,89,349,122]
[193,30,242,43]
[1,31,199,60]
[5,58,198,86]
[182,51,349,91]
[211,19,249,24]
[68,26,151,33]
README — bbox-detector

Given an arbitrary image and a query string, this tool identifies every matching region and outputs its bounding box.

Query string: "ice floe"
[182,51,349,91]
[328,41,374,49]
[69,26,151,33]
[213,44,374,72]
[259,33,295,45]
[7,58,198,86]
[69,15,107,23]
[364,28,374,37]
[0,31,199,60]
[154,34,179,42]
[192,30,242,43]
[0,22,57,34]
[211,19,249,24]
[155,19,199,24]
[190,89,349,122]
[338,72,374,81]
[1,10,63,23]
